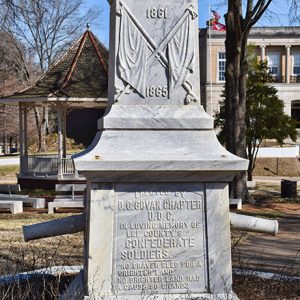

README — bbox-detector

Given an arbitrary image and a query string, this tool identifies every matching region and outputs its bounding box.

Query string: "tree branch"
[250,0,273,27]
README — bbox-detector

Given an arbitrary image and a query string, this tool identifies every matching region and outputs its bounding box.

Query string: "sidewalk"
[254,176,300,182]
[233,179,300,276]
[232,214,300,276]
[0,157,19,166]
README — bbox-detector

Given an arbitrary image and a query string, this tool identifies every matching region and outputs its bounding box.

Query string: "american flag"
[210,10,226,32]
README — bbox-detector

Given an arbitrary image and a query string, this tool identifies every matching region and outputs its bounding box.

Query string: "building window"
[218,52,226,82]
[293,53,300,75]
[267,53,280,76]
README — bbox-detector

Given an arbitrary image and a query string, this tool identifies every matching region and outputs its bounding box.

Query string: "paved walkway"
[233,178,300,276]
[0,157,19,166]
[254,176,300,182]
[232,214,300,276]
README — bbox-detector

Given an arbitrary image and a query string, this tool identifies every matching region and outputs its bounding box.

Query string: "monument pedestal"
[73,1,247,298]
[74,105,247,300]
[82,182,240,300]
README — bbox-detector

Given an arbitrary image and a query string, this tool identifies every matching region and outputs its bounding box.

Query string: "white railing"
[62,158,75,174]
[22,155,75,175]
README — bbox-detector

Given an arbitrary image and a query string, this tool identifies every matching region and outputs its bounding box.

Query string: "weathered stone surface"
[84,182,235,299]
[99,105,213,130]
[114,183,206,295]
[75,130,248,173]
[73,0,248,299]
[108,0,200,106]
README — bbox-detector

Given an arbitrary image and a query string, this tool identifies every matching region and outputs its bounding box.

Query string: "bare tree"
[0,31,37,154]
[0,31,36,87]
[289,0,300,22]
[0,105,19,154]
[0,0,101,152]
[224,0,273,201]
[1,0,100,71]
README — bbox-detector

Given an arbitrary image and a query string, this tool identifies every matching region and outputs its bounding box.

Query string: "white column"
[57,103,63,178]
[19,103,24,174]
[23,105,28,173]
[260,45,266,61]
[63,107,67,159]
[286,45,291,84]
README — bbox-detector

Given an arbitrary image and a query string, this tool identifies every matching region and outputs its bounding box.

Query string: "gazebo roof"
[1,29,108,106]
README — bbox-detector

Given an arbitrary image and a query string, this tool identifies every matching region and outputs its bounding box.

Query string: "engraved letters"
[114,184,207,294]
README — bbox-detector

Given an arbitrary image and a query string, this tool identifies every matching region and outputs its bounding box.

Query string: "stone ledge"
[84,292,239,300]
[74,130,248,174]
[98,105,214,130]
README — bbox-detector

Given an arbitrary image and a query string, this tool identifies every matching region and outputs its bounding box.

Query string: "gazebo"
[0,29,108,189]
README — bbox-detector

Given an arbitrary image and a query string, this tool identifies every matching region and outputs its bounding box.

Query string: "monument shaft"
[109,0,200,106]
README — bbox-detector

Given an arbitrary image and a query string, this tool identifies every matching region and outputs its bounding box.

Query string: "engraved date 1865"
[146,86,168,97]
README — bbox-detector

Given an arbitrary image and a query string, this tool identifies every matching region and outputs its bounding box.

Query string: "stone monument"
[73,0,248,299]
[21,0,279,299]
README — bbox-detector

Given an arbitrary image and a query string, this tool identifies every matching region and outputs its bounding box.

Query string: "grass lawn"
[0,213,83,299]
[0,165,19,178]
[0,213,83,275]
[253,157,300,177]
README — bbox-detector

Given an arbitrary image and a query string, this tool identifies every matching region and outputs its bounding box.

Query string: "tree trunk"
[3,134,7,155]
[41,107,47,152]
[225,1,250,201]
[34,107,47,153]
[247,143,254,181]
[9,136,13,154]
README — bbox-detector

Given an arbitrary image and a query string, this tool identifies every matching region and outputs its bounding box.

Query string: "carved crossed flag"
[118,3,148,97]
[117,1,198,104]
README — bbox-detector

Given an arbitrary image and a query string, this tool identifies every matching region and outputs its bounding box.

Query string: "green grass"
[0,165,19,177]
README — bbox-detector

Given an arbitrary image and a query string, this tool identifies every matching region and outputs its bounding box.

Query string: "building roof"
[1,29,108,106]
[200,26,300,39]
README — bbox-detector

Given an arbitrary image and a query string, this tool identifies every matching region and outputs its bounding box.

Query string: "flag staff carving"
[116,1,199,104]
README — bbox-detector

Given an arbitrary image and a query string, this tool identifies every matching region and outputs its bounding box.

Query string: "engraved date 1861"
[146,7,168,19]
[146,86,168,97]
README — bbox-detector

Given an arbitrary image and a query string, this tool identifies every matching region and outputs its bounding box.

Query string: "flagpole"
[208,5,213,116]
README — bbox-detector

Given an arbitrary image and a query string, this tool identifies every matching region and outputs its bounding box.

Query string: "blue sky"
[84,0,292,47]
